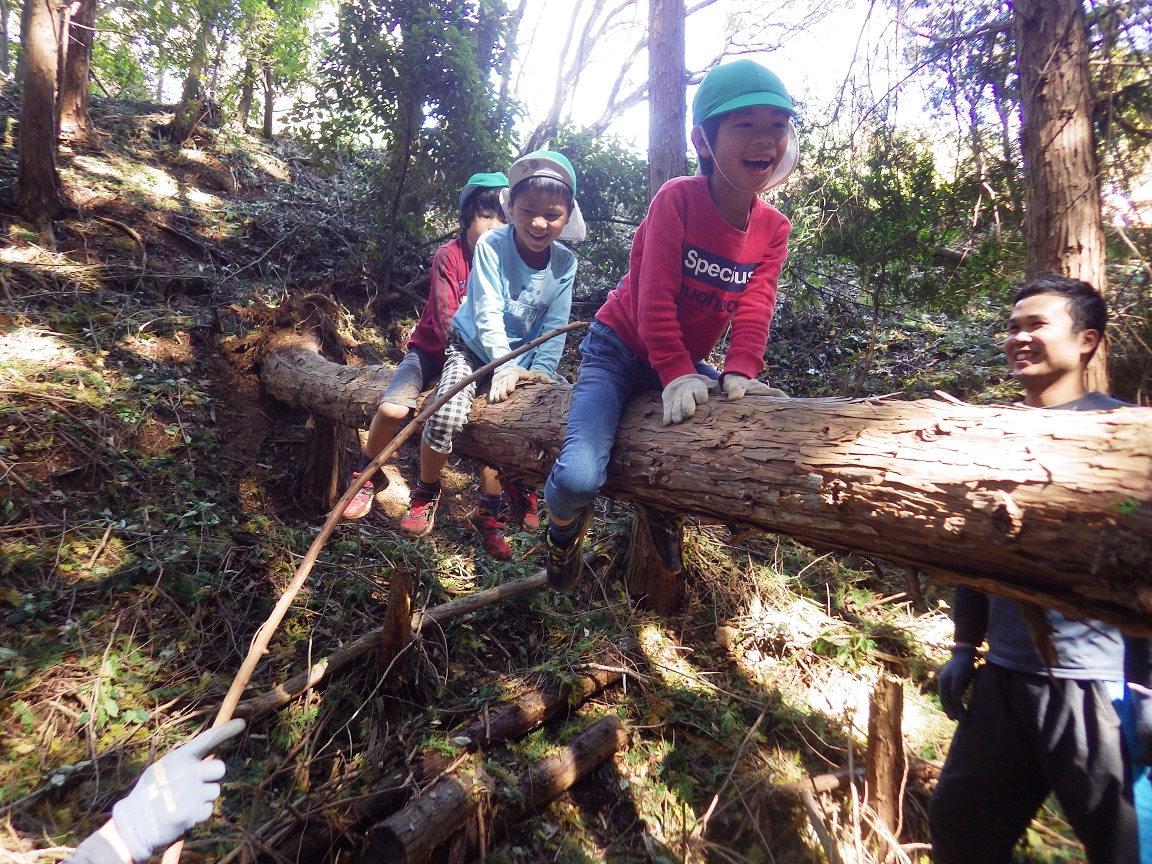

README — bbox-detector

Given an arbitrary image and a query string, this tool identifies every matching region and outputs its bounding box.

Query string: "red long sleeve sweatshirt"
[595,174,791,387]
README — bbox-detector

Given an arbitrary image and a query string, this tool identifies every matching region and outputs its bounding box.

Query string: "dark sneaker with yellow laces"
[400,486,440,538]
[343,472,375,520]
[466,508,512,561]
[504,480,540,533]
[545,505,593,591]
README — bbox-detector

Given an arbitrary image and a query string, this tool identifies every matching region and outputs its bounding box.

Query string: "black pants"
[930,662,1139,864]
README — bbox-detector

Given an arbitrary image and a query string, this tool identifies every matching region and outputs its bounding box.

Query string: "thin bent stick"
[160,320,588,864]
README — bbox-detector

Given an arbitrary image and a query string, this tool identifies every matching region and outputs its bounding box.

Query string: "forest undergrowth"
[0,101,1091,863]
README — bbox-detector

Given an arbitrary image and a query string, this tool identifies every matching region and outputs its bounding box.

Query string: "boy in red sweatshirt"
[542,60,797,590]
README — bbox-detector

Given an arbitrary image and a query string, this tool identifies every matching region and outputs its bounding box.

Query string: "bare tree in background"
[520,0,835,149]
[647,0,686,199]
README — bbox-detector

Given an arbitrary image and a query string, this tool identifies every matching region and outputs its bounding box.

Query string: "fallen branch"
[454,639,638,751]
[232,571,548,720]
[368,716,628,864]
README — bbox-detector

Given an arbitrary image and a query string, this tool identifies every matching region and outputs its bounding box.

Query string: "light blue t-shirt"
[452,224,577,378]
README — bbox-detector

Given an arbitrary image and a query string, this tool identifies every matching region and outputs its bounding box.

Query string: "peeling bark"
[260,344,1152,632]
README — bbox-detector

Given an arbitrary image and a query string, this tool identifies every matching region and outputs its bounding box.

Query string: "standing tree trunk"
[0,0,11,78]
[57,0,95,143]
[16,0,65,226]
[261,60,274,138]
[647,0,686,200]
[236,59,255,129]
[1014,0,1108,391]
[169,10,211,144]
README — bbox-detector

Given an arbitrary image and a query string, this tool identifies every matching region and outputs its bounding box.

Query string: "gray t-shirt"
[985,391,1131,680]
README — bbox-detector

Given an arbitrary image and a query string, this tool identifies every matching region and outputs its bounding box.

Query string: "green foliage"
[549,126,649,303]
[298,0,518,298]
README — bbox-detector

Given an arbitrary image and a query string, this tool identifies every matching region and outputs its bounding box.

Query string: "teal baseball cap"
[458,172,508,209]
[507,150,577,196]
[692,60,795,127]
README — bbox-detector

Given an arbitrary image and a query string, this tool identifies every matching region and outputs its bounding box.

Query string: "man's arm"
[938,585,989,721]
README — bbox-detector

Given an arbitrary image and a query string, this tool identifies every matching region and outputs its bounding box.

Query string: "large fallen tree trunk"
[260,339,1152,631]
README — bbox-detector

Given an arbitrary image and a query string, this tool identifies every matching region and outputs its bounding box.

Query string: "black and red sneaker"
[504,480,540,533]
[466,508,512,561]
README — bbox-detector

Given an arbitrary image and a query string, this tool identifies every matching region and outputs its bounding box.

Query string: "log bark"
[260,345,1152,632]
[367,717,627,864]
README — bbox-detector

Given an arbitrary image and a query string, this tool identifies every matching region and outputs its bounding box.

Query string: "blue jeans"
[1115,687,1152,864]
[544,321,716,522]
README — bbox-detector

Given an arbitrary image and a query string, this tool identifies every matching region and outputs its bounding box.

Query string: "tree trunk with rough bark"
[1014,0,1108,391]
[648,0,686,200]
[57,0,95,142]
[169,12,211,144]
[16,0,65,224]
[864,674,905,841]
[259,340,1152,632]
[261,61,274,138]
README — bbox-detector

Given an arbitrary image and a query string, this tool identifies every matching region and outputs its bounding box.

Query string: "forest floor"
[0,100,1085,863]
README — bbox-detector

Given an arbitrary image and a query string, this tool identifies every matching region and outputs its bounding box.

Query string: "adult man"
[929,274,1152,863]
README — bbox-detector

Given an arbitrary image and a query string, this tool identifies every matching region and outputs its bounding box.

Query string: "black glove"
[938,644,979,721]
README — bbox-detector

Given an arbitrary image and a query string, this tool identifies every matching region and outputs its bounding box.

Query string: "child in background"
[400,150,583,560]
[542,60,797,590]
[343,172,508,520]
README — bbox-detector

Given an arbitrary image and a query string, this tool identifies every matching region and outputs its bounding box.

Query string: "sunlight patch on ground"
[250,151,290,182]
[0,329,81,370]
[70,154,120,178]
[185,189,222,207]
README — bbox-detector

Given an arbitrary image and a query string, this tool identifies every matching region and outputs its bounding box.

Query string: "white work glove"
[721,373,788,400]
[490,367,555,402]
[489,367,526,403]
[661,374,719,425]
[111,719,246,862]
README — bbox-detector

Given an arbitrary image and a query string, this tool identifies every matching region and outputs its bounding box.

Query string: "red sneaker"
[504,480,540,533]
[400,486,440,538]
[342,472,374,520]
[466,508,512,561]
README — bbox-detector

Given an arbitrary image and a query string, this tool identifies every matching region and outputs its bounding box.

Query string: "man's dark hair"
[509,176,573,211]
[1013,274,1108,335]
[459,186,504,240]
[695,114,725,176]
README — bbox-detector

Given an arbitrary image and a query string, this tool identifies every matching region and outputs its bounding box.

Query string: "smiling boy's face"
[704,105,791,193]
[510,187,571,265]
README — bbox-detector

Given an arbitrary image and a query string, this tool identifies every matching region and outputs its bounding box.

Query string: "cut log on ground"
[260,342,1152,632]
[454,639,638,751]
[366,716,628,864]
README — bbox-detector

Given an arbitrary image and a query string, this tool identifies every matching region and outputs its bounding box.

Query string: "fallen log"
[366,716,628,864]
[453,638,638,751]
[260,343,1152,632]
